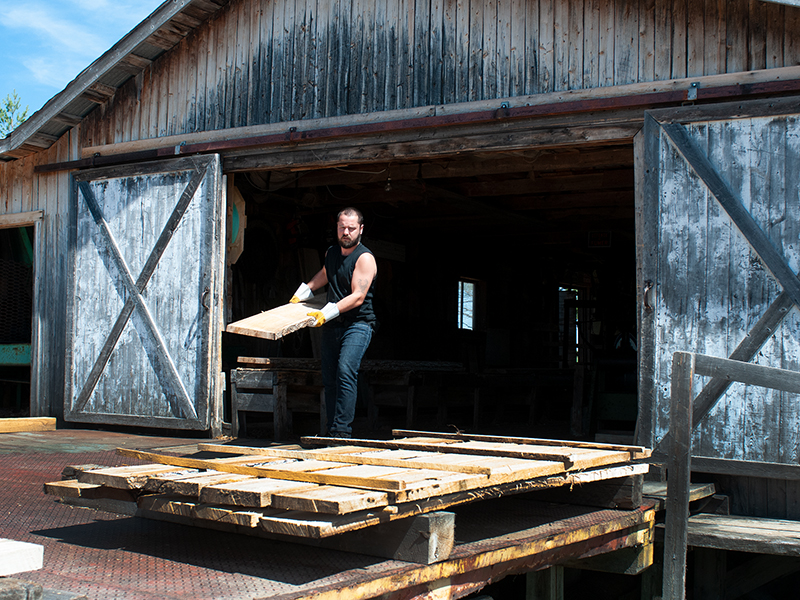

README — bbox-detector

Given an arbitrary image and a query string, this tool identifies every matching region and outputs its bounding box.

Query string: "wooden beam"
[78,66,800,161]
[693,354,800,395]
[115,448,406,492]
[0,417,55,433]
[691,457,800,480]
[662,351,695,600]
[687,514,800,556]
[321,511,455,564]
[391,429,651,459]
[0,210,42,229]
[197,443,496,475]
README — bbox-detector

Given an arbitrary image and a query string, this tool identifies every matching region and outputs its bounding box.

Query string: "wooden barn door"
[636,98,800,461]
[66,156,224,432]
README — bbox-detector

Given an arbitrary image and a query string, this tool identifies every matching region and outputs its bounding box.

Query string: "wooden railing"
[662,352,800,599]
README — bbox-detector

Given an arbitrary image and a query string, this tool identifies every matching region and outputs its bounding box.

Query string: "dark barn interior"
[0,226,34,418]
[223,142,639,441]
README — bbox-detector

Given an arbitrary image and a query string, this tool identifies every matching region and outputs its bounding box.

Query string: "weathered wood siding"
[0,134,77,418]
[80,0,800,148]
[648,114,800,464]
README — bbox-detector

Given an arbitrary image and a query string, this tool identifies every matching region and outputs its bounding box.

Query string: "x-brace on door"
[636,97,800,463]
[66,155,225,431]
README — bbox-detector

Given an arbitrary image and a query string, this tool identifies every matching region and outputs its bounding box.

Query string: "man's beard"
[339,233,361,249]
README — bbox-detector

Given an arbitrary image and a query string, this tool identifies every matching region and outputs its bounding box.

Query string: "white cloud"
[1,5,107,57]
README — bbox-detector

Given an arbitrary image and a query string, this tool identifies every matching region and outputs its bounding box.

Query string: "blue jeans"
[321,321,373,436]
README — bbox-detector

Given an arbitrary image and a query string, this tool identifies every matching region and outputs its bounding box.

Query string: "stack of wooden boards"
[44,431,650,539]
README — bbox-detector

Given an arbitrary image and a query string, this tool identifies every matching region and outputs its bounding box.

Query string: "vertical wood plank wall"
[0,134,75,417]
[80,0,800,149]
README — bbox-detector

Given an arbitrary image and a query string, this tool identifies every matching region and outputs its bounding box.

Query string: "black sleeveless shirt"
[324,243,376,326]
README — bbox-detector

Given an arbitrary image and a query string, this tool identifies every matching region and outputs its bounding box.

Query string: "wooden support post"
[526,566,564,600]
[693,548,726,600]
[640,541,664,600]
[273,381,288,441]
[662,352,695,600]
[322,511,455,564]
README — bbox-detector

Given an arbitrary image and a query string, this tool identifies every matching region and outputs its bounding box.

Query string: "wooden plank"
[142,471,253,496]
[78,464,186,489]
[302,435,631,470]
[198,443,495,475]
[0,417,55,433]
[0,210,43,229]
[691,456,800,480]
[199,477,320,507]
[686,514,800,555]
[225,295,326,339]
[43,479,137,502]
[115,448,405,492]
[392,428,651,458]
[693,353,800,395]
[270,485,390,514]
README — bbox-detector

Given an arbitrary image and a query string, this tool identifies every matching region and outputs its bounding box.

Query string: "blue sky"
[0,0,164,118]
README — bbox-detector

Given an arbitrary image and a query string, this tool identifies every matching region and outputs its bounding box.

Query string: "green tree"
[0,91,29,137]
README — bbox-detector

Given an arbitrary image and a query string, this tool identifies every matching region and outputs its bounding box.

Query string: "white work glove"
[308,302,339,327]
[290,282,313,303]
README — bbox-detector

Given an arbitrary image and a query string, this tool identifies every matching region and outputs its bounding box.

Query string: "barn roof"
[1,0,798,163]
[0,0,230,162]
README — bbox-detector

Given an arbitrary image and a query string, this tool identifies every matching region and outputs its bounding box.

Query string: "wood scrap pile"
[44,431,650,539]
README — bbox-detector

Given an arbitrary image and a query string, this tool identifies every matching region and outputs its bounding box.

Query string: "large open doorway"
[222,142,638,442]
[0,223,35,418]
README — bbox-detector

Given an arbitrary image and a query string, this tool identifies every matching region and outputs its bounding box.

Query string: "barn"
[2,0,800,595]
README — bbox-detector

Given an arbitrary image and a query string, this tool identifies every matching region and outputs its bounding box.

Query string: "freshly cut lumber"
[115,448,405,492]
[43,479,137,503]
[301,436,630,470]
[226,295,325,340]
[78,464,188,489]
[269,484,390,514]
[198,443,496,475]
[0,417,56,433]
[143,471,254,496]
[200,477,318,507]
[0,539,43,576]
[392,429,652,460]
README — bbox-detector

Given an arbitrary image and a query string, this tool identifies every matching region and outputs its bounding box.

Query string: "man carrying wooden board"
[290,207,378,438]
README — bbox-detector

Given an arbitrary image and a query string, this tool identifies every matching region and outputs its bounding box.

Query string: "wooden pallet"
[44,432,651,539]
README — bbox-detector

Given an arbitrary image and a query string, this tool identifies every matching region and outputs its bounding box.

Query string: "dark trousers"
[321,320,373,436]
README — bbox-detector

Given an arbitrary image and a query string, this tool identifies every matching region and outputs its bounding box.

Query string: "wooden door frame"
[0,210,44,417]
[635,95,800,451]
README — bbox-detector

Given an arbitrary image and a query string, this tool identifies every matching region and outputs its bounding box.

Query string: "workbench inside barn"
[231,357,572,439]
[44,432,655,600]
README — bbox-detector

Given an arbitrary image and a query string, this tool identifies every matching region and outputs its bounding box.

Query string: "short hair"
[337,207,364,225]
